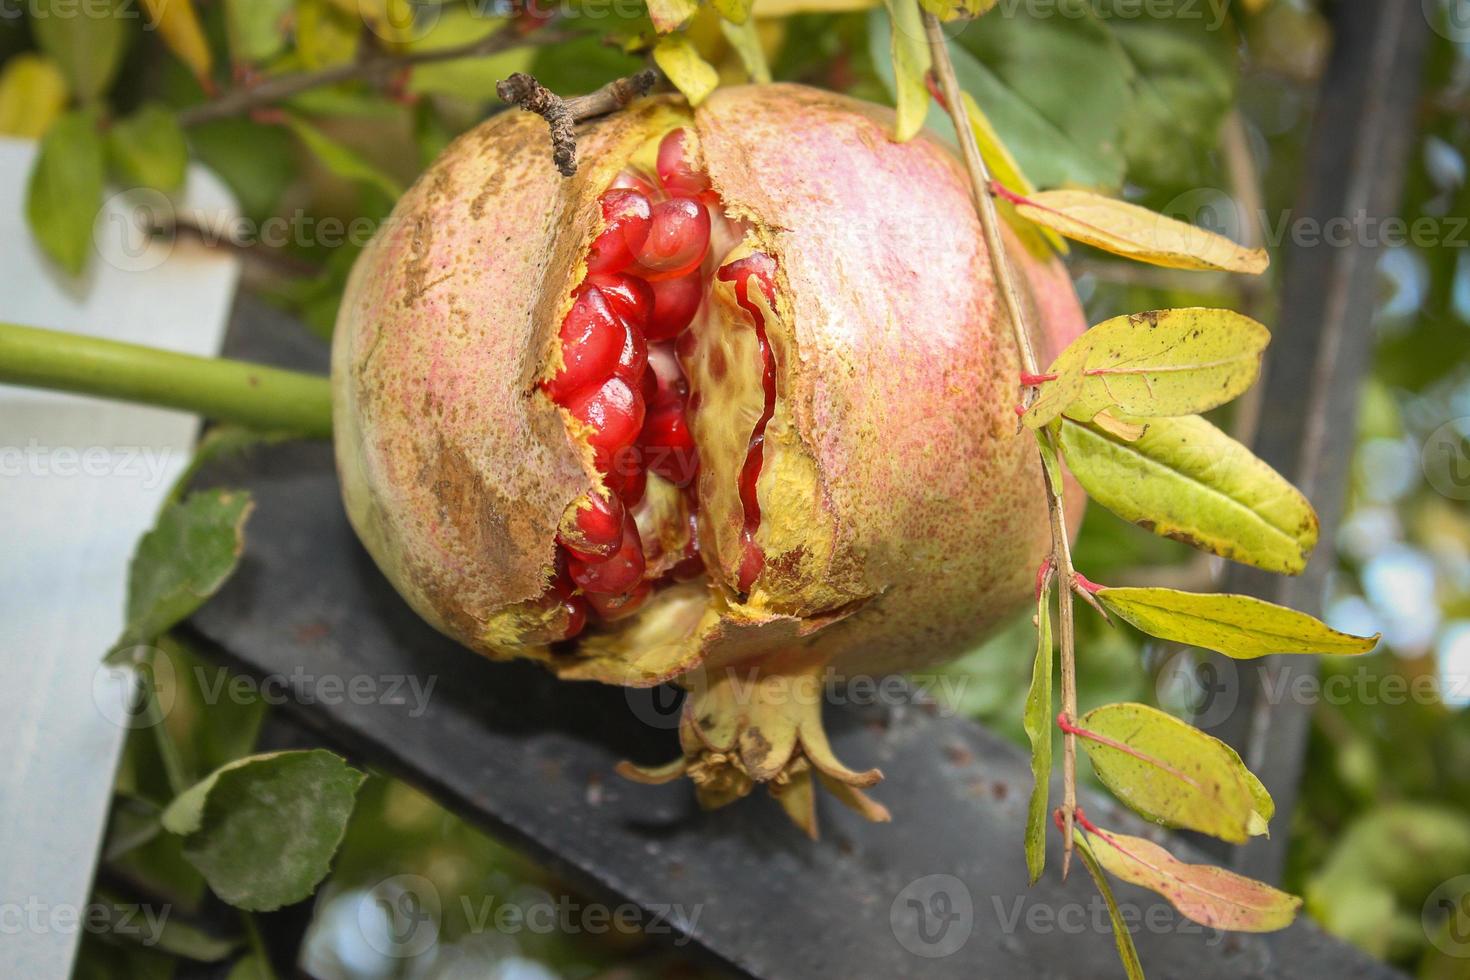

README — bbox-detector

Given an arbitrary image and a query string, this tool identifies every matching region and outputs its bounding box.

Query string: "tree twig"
[497,69,659,177]
[923,11,1081,879]
[177,27,575,128]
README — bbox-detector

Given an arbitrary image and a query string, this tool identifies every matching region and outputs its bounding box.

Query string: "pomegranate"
[331,84,1085,833]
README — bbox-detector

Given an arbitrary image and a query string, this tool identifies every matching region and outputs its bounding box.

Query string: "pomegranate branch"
[0,322,333,438]
[922,11,1083,878]
[498,69,661,178]
[177,26,576,128]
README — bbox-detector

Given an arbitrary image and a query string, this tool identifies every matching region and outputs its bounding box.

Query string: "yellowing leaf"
[654,36,720,107]
[882,0,930,142]
[1097,587,1379,660]
[647,0,701,32]
[719,17,773,83]
[918,0,997,18]
[1084,826,1302,932]
[1023,574,1054,884]
[957,90,1064,257]
[753,0,877,12]
[711,0,756,23]
[141,0,215,89]
[1073,832,1145,980]
[1058,414,1318,575]
[1025,308,1269,429]
[996,186,1269,274]
[1090,409,1147,442]
[0,55,67,139]
[1075,702,1270,843]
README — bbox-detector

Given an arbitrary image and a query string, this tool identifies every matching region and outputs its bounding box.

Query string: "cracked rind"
[332,83,1086,691]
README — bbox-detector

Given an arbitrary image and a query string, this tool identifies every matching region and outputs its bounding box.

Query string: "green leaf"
[224,0,294,64]
[1025,308,1270,429]
[26,109,105,276]
[720,17,773,84]
[953,1,1131,190]
[30,0,130,103]
[189,118,296,222]
[881,0,931,142]
[710,0,755,23]
[1108,9,1236,189]
[1022,574,1054,884]
[281,113,404,199]
[1075,702,1270,843]
[1072,832,1145,980]
[163,750,365,912]
[0,53,68,138]
[403,11,530,100]
[1097,587,1379,660]
[107,104,188,193]
[919,0,996,18]
[1084,825,1302,932]
[1057,414,1318,574]
[111,489,254,656]
[294,0,360,69]
[653,36,720,108]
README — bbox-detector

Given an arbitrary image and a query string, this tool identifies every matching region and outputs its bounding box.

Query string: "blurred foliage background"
[2,0,1468,975]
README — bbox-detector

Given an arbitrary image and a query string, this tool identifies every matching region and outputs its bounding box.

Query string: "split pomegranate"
[332,85,1087,833]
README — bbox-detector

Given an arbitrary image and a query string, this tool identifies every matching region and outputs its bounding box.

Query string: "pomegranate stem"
[923,12,1082,881]
[0,322,333,438]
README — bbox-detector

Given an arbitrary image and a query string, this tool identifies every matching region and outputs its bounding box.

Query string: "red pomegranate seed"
[641,403,697,487]
[540,570,589,640]
[656,128,711,197]
[588,272,654,331]
[586,580,652,621]
[633,197,710,281]
[646,270,703,341]
[610,169,658,198]
[642,342,687,409]
[568,513,646,595]
[587,189,652,275]
[613,317,648,389]
[564,377,646,465]
[556,491,625,562]
[544,285,623,402]
[602,444,646,504]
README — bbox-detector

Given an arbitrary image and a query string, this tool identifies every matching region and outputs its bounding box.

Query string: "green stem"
[0,322,333,439]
